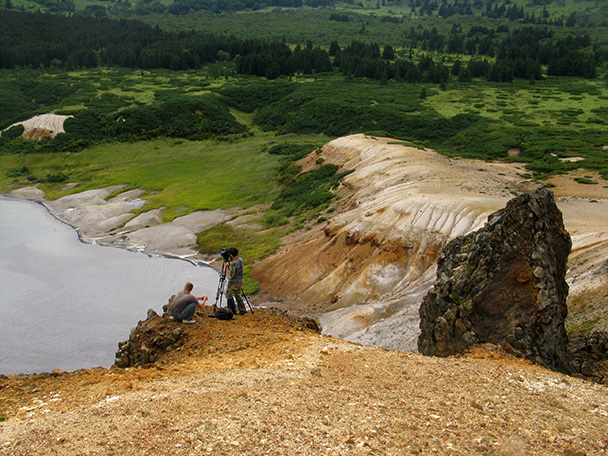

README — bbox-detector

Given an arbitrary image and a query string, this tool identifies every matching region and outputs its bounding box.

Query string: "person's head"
[227,247,239,259]
[184,282,194,293]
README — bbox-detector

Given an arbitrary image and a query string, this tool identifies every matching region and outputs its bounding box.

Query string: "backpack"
[215,307,234,320]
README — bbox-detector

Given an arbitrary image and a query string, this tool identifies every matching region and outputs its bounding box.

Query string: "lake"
[0,196,218,375]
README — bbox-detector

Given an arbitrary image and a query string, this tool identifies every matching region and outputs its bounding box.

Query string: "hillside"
[1,308,607,455]
[251,135,608,349]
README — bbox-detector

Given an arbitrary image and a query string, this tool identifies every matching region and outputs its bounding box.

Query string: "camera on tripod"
[220,248,231,262]
[211,247,254,316]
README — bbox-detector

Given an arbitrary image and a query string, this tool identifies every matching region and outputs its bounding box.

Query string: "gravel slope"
[1,309,607,455]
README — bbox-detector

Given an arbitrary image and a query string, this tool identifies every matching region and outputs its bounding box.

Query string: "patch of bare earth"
[1,309,607,455]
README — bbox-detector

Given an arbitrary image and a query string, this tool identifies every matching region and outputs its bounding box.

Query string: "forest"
[1,0,608,225]
[0,10,602,82]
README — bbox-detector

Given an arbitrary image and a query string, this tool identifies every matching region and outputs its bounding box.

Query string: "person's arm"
[196,296,208,308]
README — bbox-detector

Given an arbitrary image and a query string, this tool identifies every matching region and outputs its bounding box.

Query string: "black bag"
[215,307,234,320]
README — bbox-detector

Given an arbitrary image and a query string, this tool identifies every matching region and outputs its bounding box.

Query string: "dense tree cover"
[0,10,335,74]
[235,43,333,78]
[0,95,246,154]
[409,0,605,27]
[28,0,75,13]
[167,0,332,15]
[54,0,605,29]
[2,9,601,85]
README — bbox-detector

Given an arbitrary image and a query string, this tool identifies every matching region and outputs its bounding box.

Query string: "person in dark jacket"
[225,247,246,315]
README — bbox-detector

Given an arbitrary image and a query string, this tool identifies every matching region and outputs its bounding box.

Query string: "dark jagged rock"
[568,331,608,385]
[418,188,573,373]
[114,309,184,368]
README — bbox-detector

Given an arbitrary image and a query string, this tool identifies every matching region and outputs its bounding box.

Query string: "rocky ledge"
[114,304,320,369]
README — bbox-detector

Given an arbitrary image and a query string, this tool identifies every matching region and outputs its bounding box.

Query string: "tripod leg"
[242,293,254,314]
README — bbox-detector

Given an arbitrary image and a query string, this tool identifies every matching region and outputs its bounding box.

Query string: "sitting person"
[171,282,208,323]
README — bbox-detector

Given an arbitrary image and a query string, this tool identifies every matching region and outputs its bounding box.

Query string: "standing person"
[171,282,208,323]
[225,247,246,315]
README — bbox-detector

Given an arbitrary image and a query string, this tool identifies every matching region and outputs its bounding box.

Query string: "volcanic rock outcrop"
[418,188,573,373]
[114,308,185,368]
[568,331,608,384]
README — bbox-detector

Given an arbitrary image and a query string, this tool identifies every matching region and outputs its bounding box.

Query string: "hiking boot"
[182,319,196,324]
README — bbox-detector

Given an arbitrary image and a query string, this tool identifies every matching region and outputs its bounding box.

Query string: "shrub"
[263,212,290,227]
[219,81,297,113]
[574,177,597,185]
[271,164,353,219]
[5,166,29,178]
[46,171,68,183]
[0,124,24,141]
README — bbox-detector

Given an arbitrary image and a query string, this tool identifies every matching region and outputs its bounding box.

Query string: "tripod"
[212,260,255,315]
[212,261,229,313]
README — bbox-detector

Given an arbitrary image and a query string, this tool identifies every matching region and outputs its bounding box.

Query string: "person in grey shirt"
[225,247,246,315]
[171,282,208,323]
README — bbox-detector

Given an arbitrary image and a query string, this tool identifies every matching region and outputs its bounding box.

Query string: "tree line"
[35,0,602,28]
[410,0,599,27]
[0,10,601,81]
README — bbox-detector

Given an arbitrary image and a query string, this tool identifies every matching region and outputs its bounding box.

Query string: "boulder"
[418,188,573,373]
[568,331,608,384]
[114,308,184,368]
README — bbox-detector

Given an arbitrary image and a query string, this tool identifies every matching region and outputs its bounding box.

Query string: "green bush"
[46,171,68,183]
[271,164,353,219]
[574,177,597,185]
[218,81,297,113]
[5,166,29,178]
[0,124,24,141]
[263,212,290,227]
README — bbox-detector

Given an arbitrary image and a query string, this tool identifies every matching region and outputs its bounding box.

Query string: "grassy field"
[0,133,330,220]
[2,67,607,178]
[140,3,608,48]
[428,78,608,128]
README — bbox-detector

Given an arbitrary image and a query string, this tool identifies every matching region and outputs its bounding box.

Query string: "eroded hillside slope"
[252,134,608,350]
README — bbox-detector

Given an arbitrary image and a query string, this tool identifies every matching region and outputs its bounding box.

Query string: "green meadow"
[0,133,330,219]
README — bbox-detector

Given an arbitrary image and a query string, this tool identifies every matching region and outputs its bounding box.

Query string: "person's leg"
[226,298,237,314]
[173,302,197,322]
[236,295,246,314]
[225,283,238,314]
[182,302,197,321]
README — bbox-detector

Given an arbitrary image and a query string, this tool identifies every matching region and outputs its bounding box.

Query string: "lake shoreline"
[6,185,228,269]
[0,194,220,375]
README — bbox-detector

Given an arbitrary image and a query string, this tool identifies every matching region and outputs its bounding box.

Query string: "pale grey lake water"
[0,196,218,375]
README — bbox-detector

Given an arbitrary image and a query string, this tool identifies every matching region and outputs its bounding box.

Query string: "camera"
[220,248,231,262]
